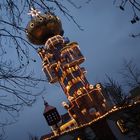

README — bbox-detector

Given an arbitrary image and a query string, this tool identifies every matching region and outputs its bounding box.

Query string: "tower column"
[38,35,108,124]
[26,11,116,139]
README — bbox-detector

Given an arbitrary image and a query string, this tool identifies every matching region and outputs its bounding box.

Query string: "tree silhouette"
[0,61,47,139]
[113,0,140,38]
[120,59,140,88]
[0,0,93,138]
[104,75,125,105]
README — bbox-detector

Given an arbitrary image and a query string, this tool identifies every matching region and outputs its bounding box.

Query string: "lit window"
[116,119,128,133]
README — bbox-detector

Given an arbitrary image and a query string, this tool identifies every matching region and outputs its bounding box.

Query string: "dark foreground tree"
[120,59,140,88]
[104,75,125,105]
[104,59,140,105]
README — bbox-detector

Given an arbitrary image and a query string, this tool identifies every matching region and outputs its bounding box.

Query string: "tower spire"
[42,96,48,106]
[28,7,41,17]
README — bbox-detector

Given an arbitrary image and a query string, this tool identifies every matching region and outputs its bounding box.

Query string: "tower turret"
[43,99,61,135]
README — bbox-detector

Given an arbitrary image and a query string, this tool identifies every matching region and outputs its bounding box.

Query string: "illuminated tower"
[25,9,140,140]
[26,11,108,125]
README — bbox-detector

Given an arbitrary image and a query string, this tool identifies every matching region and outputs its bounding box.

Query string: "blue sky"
[5,0,140,140]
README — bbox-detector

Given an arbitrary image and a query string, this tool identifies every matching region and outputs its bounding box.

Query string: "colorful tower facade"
[26,11,108,125]
[38,35,108,124]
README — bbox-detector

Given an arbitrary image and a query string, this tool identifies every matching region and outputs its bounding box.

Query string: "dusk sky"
[4,1,140,140]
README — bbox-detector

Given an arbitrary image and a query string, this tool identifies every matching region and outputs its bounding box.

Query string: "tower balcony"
[60,42,85,68]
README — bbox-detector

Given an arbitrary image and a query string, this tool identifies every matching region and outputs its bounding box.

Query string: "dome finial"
[28,7,41,17]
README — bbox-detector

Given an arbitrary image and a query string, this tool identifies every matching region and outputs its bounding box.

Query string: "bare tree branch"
[113,0,140,37]
[120,59,140,88]
[0,0,92,138]
[104,74,125,105]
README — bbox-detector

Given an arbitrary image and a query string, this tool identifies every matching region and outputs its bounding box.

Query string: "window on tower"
[73,70,81,78]
[58,68,63,78]
[65,54,70,63]
[63,78,68,86]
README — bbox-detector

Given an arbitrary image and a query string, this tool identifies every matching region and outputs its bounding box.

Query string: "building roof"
[43,101,56,114]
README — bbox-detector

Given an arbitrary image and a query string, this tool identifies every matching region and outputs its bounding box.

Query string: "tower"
[26,10,108,124]
[26,10,116,140]
[40,35,109,124]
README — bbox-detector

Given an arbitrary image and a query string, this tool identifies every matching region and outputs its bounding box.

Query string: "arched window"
[64,54,70,63]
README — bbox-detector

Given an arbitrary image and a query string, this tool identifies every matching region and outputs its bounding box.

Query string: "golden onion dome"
[26,13,64,45]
